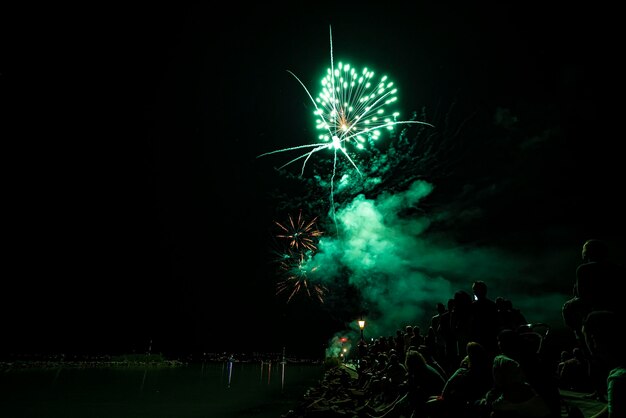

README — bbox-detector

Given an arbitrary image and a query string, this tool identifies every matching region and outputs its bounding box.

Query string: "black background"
[2,3,623,357]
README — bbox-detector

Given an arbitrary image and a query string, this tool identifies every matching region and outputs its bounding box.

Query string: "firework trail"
[257,26,433,226]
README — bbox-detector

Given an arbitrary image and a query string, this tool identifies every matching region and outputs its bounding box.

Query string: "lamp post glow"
[358,319,365,341]
[357,318,366,374]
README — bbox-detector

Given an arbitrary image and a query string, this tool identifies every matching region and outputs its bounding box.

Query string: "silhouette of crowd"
[282,238,625,418]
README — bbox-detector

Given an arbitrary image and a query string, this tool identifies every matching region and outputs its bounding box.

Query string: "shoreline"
[281,362,607,418]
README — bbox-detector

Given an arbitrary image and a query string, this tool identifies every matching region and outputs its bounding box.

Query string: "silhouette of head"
[472,280,488,300]
[582,239,608,263]
[493,355,525,388]
[572,347,583,360]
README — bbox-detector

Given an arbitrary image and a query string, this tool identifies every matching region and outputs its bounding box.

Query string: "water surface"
[0,361,324,418]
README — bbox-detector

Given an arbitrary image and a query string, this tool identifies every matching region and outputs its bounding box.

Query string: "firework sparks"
[275,250,328,303]
[257,25,434,177]
[274,209,323,251]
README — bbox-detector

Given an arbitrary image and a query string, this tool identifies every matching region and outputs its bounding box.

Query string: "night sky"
[3,3,623,358]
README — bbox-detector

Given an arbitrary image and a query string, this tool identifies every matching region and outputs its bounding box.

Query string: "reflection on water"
[227,358,233,387]
[0,361,324,418]
[258,358,287,391]
[140,368,147,392]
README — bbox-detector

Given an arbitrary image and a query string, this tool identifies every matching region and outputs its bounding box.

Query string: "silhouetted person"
[470,280,499,359]
[452,290,473,360]
[481,354,552,418]
[430,302,447,333]
[410,325,424,349]
[557,347,590,392]
[495,329,561,418]
[383,352,408,399]
[563,239,625,402]
[582,310,626,418]
[430,302,448,364]
[437,298,457,374]
[404,325,415,352]
[496,297,528,333]
[427,341,493,418]
[424,326,439,361]
[417,343,448,382]
[365,349,445,418]
[394,328,405,357]
[404,349,446,417]
[563,239,624,340]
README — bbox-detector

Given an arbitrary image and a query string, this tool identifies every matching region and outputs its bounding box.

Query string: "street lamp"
[358,319,366,341]
[357,318,366,374]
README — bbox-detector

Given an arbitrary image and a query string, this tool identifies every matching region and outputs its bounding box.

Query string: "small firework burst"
[275,250,328,303]
[274,209,323,251]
